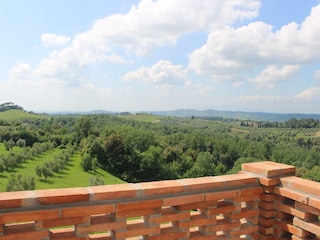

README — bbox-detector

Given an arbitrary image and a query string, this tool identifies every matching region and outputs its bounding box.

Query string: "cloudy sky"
[1,0,320,113]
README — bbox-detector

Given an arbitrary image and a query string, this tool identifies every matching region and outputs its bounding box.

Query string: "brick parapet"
[0,161,319,239]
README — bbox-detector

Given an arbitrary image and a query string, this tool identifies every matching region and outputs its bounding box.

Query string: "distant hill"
[0,102,24,112]
[149,109,320,122]
[0,109,47,121]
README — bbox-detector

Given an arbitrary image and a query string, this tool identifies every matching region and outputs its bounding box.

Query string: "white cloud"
[189,4,320,83]
[41,33,71,47]
[123,60,189,87]
[295,86,320,100]
[249,65,300,89]
[8,63,31,80]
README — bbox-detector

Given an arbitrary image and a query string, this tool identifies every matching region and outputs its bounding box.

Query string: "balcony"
[0,161,319,239]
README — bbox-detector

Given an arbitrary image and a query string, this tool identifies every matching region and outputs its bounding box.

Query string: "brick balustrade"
[0,161,319,239]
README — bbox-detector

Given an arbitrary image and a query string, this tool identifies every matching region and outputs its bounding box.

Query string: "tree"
[6,174,35,192]
[36,165,54,180]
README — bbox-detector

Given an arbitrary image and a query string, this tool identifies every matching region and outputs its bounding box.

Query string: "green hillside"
[0,109,48,121]
[0,145,124,192]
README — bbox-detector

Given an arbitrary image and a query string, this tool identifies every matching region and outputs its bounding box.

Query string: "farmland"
[0,107,320,192]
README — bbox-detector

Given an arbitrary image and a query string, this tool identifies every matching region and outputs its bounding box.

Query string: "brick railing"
[0,161,319,239]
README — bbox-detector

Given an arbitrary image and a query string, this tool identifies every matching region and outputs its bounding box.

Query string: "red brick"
[220,174,258,188]
[37,216,89,229]
[35,187,89,205]
[116,199,162,218]
[308,197,320,210]
[149,227,189,240]
[0,209,59,224]
[88,183,138,201]
[78,215,126,234]
[293,217,320,236]
[49,227,76,239]
[229,222,258,237]
[163,193,204,207]
[4,222,35,234]
[279,218,316,238]
[205,189,240,201]
[147,207,190,224]
[178,176,224,192]
[281,176,320,197]
[113,222,160,239]
[242,161,295,178]
[61,203,115,218]
[0,230,49,240]
[259,209,275,218]
[138,180,185,197]
[295,201,320,216]
[189,211,217,227]
[274,186,308,204]
[0,191,33,209]
[261,193,276,202]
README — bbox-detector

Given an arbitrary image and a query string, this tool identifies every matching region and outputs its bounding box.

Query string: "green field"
[0,145,124,192]
[0,109,48,121]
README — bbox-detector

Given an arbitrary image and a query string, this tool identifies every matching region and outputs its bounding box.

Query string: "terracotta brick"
[260,201,275,211]
[258,225,274,236]
[259,209,275,218]
[138,180,185,197]
[205,217,241,232]
[78,215,126,234]
[4,222,35,234]
[163,193,204,207]
[61,203,115,218]
[116,199,162,218]
[226,207,259,220]
[112,222,160,239]
[279,219,315,238]
[295,201,320,216]
[189,211,217,227]
[0,191,34,209]
[274,187,308,204]
[177,176,224,192]
[35,187,89,205]
[261,193,276,202]
[308,197,320,211]
[259,217,275,227]
[88,183,138,201]
[147,207,190,224]
[204,200,236,216]
[0,209,59,224]
[281,176,320,197]
[242,161,295,178]
[149,225,189,240]
[49,227,76,239]
[37,216,89,229]
[293,217,320,236]
[219,174,258,188]
[240,187,263,196]
[89,232,112,240]
[229,222,258,237]
[205,189,240,201]
[277,202,315,220]
[0,229,49,240]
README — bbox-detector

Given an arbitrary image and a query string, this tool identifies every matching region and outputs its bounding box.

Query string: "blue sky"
[1,0,320,113]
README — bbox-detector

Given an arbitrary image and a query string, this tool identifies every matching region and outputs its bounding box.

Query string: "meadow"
[0,143,123,192]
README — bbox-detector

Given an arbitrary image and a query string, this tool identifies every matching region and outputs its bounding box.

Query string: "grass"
[0,145,124,192]
[0,109,48,121]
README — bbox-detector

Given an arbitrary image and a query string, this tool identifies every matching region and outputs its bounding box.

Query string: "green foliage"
[6,174,35,192]
[89,176,105,186]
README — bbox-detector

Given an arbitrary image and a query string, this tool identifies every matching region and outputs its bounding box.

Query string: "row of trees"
[1,113,320,187]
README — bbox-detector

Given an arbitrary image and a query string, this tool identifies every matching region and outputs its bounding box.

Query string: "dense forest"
[0,110,320,191]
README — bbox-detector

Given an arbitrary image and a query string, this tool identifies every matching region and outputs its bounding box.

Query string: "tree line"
[1,113,320,191]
